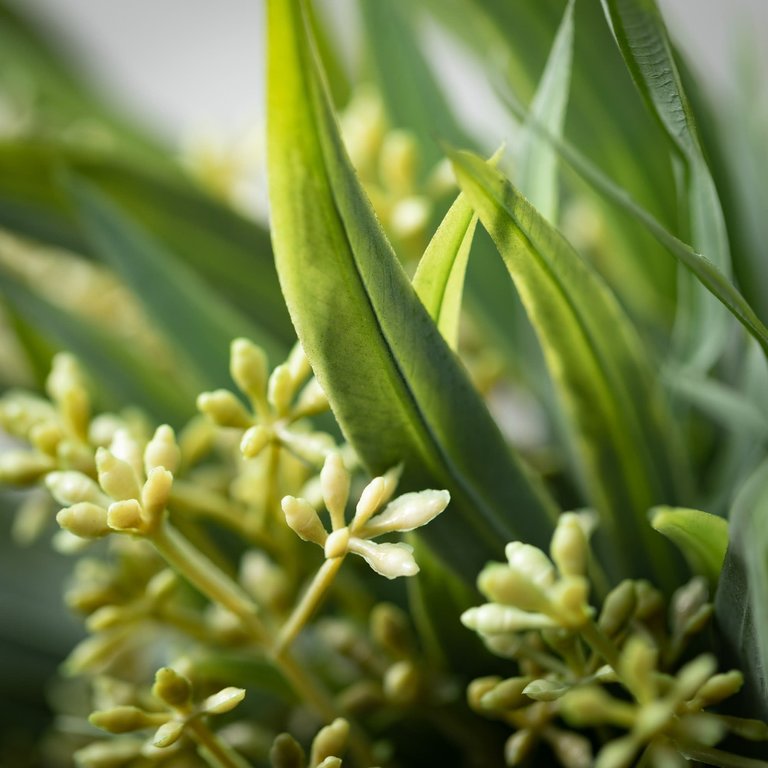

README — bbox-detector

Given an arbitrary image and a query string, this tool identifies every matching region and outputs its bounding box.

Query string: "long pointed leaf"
[267,0,557,580]
[715,461,768,720]
[600,0,732,369]
[451,149,686,585]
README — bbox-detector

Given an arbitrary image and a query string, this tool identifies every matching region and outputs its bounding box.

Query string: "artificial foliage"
[1,0,768,766]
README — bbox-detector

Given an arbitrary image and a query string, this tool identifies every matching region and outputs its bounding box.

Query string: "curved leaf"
[715,461,768,720]
[600,0,732,369]
[267,0,557,580]
[650,507,728,587]
[450,149,686,585]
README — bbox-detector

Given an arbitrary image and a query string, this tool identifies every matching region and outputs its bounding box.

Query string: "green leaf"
[412,195,477,349]
[600,0,732,369]
[450,149,686,585]
[0,267,191,425]
[650,507,729,587]
[267,0,557,580]
[516,0,574,223]
[67,178,284,390]
[715,460,768,720]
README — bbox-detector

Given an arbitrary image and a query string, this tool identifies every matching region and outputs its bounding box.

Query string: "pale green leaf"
[450,149,687,586]
[715,461,768,720]
[266,0,557,579]
[650,507,728,587]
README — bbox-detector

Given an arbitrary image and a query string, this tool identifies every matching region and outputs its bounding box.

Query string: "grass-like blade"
[267,0,557,580]
[0,269,191,425]
[600,0,731,369]
[516,0,574,223]
[412,194,477,349]
[450,149,686,586]
[68,179,285,390]
[715,461,768,720]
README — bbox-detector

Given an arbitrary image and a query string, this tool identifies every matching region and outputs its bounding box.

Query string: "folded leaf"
[267,0,557,580]
[451,149,687,586]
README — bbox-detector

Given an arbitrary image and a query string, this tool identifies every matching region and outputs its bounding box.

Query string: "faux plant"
[1,0,768,766]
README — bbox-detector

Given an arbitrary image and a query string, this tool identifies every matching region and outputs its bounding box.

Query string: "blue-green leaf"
[267,0,557,580]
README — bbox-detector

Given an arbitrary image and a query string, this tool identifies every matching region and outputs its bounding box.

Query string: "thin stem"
[187,717,252,768]
[674,741,768,768]
[150,521,269,645]
[579,619,645,701]
[274,556,345,656]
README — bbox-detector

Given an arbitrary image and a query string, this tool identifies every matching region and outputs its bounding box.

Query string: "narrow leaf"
[450,149,686,585]
[516,0,574,223]
[68,179,284,389]
[715,461,768,720]
[267,0,557,579]
[650,507,729,587]
[600,0,732,369]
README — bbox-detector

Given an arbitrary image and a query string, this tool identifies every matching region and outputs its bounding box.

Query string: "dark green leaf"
[267,0,557,580]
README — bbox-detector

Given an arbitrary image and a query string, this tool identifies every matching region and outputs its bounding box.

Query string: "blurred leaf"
[600,0,732,370]
[267,0,558,580]
[516,0,574,223]
[67,178,284,391]
[650,507,728,587]
[0,267,192,424]
[715,461,768,721]
[450,149,686,585]
[360,0,468,172]
[412,195,477,349]
[0,141,294,350]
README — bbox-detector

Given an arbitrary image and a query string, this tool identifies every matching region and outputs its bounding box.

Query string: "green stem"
[187,717,252,768]
[150,521,269,644]
[275,556,345,655]
[674,741,768,768]
[579,619,645,701]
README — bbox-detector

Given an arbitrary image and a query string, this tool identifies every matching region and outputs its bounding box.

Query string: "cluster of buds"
[52,424,179,540]
[269,718,350,768]
[83,667,246,764]
[463,515,768,767]
[281,452,449,580]
[198,338,331,467]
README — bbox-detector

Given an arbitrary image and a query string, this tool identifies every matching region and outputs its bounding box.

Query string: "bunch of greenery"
[1,0,768,766]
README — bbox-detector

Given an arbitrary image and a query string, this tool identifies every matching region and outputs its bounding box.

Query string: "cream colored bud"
[383,660,420,704]
[87,605,128,632]
[674,654,717,702]
[152,719,185,748]
[321,452,350,527]
[96,448,141,501]
[73,738,144,768]
[230,338,268,400]
[482,633,524,658]
[348,539,418,579]
[316,758,342,768]
[560,687,633,728]
[325,527,350,559]
[505,729,536,766]
[281,496,328,545]
[0,450,54,485]
[380,130,418,193]
[634,580,664,620]
[549,730,593,768]
[88,414,124,447]
[57,502,110,538]
[371,603,412,658]
[108,429,143,477]
[293,377,328,417]
[599,580,637,636]
[594,737,638,768]
[548,576,592,628]
[89,706,160,734]
[551,512,589,577]
[107,500,144,532]
[477,563,551,613]
[310,718,349,767]
[240,424,272,458]
[467,677,502,711]
[29,421,64,456]
[197,390,252,428]
[479,677,532,712]
[359,489,449,537]
[286,341,311,384]
[203,687,246,715]
[274,427,334,464]
[47,354,90,438]
[352,476,388,530]
[267,364,294,417]
[142,467,173,524]
[46,471,107,506]
[270,733,306,768]
[522,678,569,702]
[240,551,290,612]
[178,416,215,465]
[146,569,178,603]
[152,667,192,708]
[144,425,180,474]
[692,670,743,708]
[505,542,557,588]
[461,604,557,635]
[717,713,768,741]
[619,636,658,705]
[390,197,431,240]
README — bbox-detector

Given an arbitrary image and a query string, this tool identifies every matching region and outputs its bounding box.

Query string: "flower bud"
[383,660,420,704]
[619,636,658,705]
[479,677,533,712]
[230,338,268,401]
[282,496,327,545]
[197,390,252,428]
[267,364,294,417]
[692,671,743,709]
[286,342,311,385]
[324,527,350,559]
[674,654,716,702]
[390,196,430,240]
[598,580,637,637]
[505,729,536,766]
[29,420,64,456]
[73,738,144,768]
[107,500,144,532]
[96,448,141,501]
[560,688,634,729]
[0,450,54,485]
[89,706,160,734]
[505,542,556,589]
[152,667,192,708]
[57,502,110,538]
[478,563,551,613]
[523,678,570,702]
[203,687,246,714]
[352,476,387,529]
[270,733,305,768]
[321,452,350,527]
[371,603,412,658]
[293,377,328,417]
[144,425,180,474]
[348,539,418,579]
[240,424,272,458]
[310,718,349,767]
[551,512,588,577]
[142,467,173,523]
[594,736,638,768]
[359,489,449,537]
[461,604,556,635]
[47,354,90,438]
[46,471,107,506]
[152,720,185,748]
